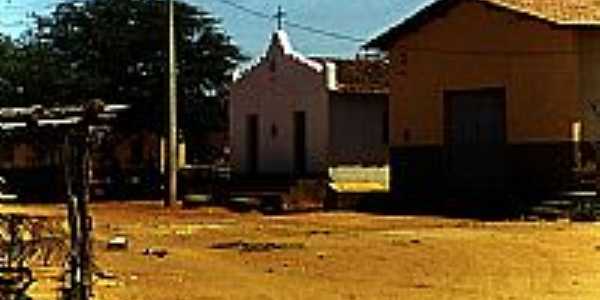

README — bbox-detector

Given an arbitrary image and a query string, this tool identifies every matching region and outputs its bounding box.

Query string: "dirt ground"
[6,201,600,300]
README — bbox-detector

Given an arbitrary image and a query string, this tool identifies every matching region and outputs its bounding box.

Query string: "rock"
[93,270,121,288]
[96,278,122,288]
[210,241,304,252]
[308,229,332,236]
[572,280,579,286]
[95,270,117,280]
[107,235,128,250]
[414,283,432,289]
[143,247,168,258]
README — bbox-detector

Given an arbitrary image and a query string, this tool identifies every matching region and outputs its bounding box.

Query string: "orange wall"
[388,0,581,146]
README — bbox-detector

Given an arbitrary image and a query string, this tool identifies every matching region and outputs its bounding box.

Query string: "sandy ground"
[5,201,600,300]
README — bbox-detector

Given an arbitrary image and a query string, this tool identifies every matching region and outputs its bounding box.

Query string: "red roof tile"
[313,57,389,94]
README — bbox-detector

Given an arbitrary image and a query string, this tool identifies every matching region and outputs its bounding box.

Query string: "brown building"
[0,105,161,200]
[366,0,600,204]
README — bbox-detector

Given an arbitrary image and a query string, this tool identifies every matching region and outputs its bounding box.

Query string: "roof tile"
[313,57,389,94]
[485,0,600,24]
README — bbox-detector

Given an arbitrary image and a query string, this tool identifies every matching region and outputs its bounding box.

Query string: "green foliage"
[0,0,245,134]
[0,34,18,103]
[0,38,71,107]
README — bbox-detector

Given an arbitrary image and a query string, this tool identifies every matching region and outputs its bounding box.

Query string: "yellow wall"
[388,0,581,146]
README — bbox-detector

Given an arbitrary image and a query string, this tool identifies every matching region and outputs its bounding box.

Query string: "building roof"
[234,30,323,81]
[366,0,600,49]
[235,30,389,94]
[271,30,324,72]
[321,58,389,94]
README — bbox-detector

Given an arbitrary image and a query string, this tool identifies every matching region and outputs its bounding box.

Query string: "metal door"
[444,88,506,191]
[293,111,307,175]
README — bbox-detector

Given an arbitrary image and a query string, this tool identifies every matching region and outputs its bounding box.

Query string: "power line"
[286,20,364,43]
[211,0,271,19]
[3,0,365,43]
[209,0,365,43]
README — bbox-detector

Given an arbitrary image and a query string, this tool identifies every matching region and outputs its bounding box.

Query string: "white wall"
[230,33,329,175]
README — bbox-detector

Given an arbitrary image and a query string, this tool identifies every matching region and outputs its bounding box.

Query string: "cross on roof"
[274,6,286,30]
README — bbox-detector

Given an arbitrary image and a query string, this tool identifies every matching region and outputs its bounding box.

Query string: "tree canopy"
[0,0,245,135]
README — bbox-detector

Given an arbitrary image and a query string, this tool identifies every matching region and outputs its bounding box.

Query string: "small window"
[270,123,278,138]
[269,58,276,72]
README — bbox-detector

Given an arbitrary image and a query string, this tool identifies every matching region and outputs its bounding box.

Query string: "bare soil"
[5,201,600,300]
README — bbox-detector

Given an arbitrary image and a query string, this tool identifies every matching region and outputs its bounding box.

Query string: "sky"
[0,0,432,58]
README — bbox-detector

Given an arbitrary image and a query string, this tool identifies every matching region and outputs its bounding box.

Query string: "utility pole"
[165,0,178,207]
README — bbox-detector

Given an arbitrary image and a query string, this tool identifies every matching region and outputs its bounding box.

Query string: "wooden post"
[67,125,92,300]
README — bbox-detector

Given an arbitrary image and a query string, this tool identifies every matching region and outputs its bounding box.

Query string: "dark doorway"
[246,114,259,174]
[294,111,307,175]
[444,88,507,192]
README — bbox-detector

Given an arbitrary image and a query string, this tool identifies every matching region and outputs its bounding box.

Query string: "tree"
[26,0,245,135]
[0,34,21,103]
[0,34,71,107]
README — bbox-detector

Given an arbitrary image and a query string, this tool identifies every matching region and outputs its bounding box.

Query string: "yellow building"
[366,0,600,205]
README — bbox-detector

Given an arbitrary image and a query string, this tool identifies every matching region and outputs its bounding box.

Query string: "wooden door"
[246,114,259,174]
[444,88,506,191]
[294,111,307,175]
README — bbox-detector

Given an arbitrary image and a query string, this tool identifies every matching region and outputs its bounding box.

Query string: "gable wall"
[579,31,600,140]
[230,47,329,175]
[389,0,580,147]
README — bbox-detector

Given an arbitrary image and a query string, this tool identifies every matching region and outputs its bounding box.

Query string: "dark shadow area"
[0,167,66,202]
[342,191,599,222]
